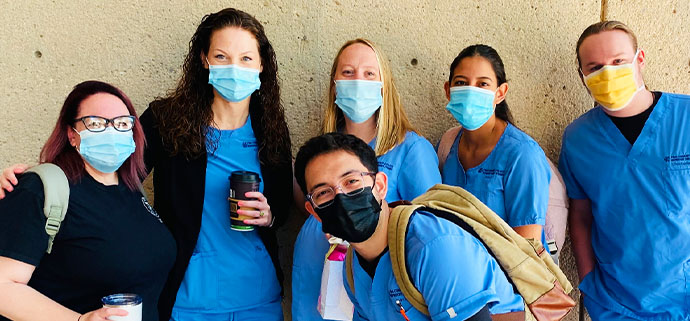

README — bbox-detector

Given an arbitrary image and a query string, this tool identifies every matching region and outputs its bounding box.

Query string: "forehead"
[452,55,496,80]
[304,150,369,191]
[337,43,379,68]
[77,93,129,118]
[579,30,636,62]
[209,26,259,51]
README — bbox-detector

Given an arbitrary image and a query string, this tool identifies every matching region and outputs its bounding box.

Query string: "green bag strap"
[345,247,356,296]
[388,204,430,316]
[26,163,70,254]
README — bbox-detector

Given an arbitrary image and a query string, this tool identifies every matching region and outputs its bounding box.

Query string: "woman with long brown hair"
[138,8,293,321]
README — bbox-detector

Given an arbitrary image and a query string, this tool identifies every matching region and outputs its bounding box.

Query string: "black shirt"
[608,91,662,145]
[356,247,389,279]
[0,173,176,321]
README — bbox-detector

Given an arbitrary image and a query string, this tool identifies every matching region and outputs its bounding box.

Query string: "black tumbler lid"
[229,171,261,183]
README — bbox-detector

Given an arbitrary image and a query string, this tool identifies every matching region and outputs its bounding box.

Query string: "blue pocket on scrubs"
[176,250,219,310]
[663,167,690,217]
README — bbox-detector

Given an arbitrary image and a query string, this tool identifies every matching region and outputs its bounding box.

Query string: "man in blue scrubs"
[294,133,524,321]
[292,132,441,321]
[560,21,690,320]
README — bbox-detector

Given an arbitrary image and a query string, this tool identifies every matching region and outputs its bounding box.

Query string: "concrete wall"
[1,1,688,320]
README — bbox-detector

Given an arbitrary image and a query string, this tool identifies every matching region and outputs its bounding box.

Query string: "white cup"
[101,293,142,321]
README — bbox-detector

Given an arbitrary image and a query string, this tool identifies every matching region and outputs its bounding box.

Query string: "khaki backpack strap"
[415,184,574,318]
[26,163,70,254]
[388,204,430,316]
[345,247,356,296]
[437,126,462,172]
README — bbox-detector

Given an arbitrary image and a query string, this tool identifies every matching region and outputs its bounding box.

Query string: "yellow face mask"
[583,50,644,111]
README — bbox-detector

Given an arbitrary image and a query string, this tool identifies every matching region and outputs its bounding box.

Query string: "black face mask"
[314,187,382,243]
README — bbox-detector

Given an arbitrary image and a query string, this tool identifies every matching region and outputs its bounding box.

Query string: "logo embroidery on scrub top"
[141,197,163,223]
[663,153,690,168]
[478,168,506,177]
[378,161,394,171]
[242,141,258,148]
[388,288,405,301]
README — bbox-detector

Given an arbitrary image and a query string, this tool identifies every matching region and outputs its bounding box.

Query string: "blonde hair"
[576,21,639,68]
[321,38,416,156]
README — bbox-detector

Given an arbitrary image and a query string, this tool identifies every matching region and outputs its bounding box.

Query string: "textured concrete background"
[1,1,689,320]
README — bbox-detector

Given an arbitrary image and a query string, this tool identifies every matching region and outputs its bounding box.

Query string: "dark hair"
[151,8,290,166]
[295,133,378,194]
[40,80,147,191]
[448,44,513,124]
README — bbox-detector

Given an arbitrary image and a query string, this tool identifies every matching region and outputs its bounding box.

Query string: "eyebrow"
[585,52,629,66]
[210,48,255,56]
[453,75,492,81]
[308,169,359,192]
[339,64,378,70]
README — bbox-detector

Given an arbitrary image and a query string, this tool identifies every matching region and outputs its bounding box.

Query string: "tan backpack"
[436,126,569,262]
[345,184,575,321]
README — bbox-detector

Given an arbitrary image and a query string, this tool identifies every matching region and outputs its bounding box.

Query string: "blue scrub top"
[173,117,281,313]
[344,210,524,321]
[441,123,550,241]
[558,93,690,320]
[292,131,441,321]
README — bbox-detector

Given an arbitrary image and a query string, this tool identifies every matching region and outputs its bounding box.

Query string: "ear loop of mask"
[71,127,81,151]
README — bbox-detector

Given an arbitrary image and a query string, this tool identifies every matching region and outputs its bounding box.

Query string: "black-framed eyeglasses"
[306,171,377,209]
[74,115,135,132]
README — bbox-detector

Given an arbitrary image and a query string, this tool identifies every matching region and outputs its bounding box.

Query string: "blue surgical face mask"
[76,127,136,173]
[207,61,261,102]
[445,86,497,131]
[334,80,383,123]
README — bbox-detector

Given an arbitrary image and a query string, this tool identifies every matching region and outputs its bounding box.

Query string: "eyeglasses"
[306,171,377,209]
[74,115,135,132]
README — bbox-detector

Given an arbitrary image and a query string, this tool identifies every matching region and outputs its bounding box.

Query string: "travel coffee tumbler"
[229,171,261,231]
[101,293,142,321]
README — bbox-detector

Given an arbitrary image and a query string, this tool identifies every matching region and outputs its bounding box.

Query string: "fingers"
[243,217,271,226]
[11,164,29,184]
[244,191,266,202]
[240,209,272,226]
[83,307,128,321]
[0,164,24,196]
[239,192,271,226]
[0,178,13,199]
[103,308,129,317]
[237,199,264,210]
[237,209,262,218]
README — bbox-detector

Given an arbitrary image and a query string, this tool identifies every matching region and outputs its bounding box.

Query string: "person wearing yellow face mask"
[559,21,690,320]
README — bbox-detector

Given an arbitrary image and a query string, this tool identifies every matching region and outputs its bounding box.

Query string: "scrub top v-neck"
[173,116,281,314]
[441,123,550,234]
